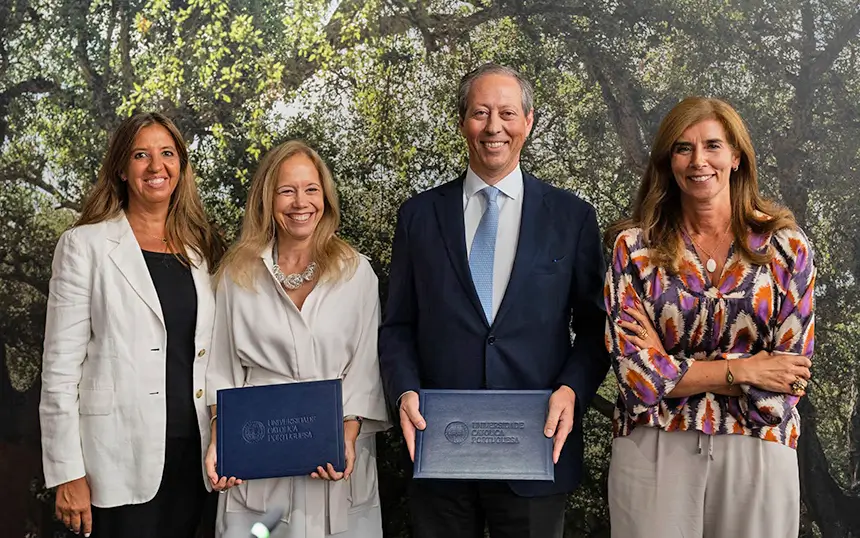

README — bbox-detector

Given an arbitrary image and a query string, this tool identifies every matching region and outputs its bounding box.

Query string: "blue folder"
[413,389,554,481]
[216,379,345,480]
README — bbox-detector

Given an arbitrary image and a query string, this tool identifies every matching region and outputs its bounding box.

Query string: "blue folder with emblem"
[216,379,345,480]
[413,389,554,481]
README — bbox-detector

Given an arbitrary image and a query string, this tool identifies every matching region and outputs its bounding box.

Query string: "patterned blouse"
[604,226,815,448]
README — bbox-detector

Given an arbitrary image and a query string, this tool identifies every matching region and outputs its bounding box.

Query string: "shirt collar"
[464,165,523,201]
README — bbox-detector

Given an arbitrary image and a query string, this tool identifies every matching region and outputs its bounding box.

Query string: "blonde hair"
[216,140,358,289]
[606,96,795,271]
[76,112,224,269]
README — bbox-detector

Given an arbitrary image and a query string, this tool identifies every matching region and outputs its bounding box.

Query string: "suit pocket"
[79,388,114,415]
[533,254,570,275]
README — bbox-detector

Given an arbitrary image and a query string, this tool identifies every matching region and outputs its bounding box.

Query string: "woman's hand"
[734,351,811,395]
[310,419,359,481]
[310,438,356,481]
[617,304,668,356]
[55,476,92,536]
[204,441,243,491]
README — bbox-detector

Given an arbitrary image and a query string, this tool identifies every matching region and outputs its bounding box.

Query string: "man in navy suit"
[378,63,609,537]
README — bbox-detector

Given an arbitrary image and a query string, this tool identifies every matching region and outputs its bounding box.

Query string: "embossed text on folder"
[216,379,345,480]
[413,389,553,481]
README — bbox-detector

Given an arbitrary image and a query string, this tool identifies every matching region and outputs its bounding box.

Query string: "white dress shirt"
[397,167,525,407]
[463,165,524,320]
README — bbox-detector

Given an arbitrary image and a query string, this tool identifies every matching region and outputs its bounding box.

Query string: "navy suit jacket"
[378,172,609,496]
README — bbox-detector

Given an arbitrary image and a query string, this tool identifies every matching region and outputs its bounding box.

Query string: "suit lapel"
[433,176,487,323]
[107,213,165,326]
[494,174,546,326]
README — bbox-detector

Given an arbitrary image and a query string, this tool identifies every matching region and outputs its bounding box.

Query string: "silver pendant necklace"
[272,244,316,290]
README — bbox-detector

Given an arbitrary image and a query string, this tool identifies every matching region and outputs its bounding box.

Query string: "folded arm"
[605,233,695,415]
[735,231,815,425]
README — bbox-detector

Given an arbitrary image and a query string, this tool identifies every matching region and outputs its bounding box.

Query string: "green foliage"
[2,0,860,536]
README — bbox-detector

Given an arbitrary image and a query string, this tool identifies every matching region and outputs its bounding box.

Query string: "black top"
[142,250,199,439]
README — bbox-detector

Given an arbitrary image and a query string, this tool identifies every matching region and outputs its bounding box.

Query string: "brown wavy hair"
[76,112,224,269]
[216,140,358,289]
[605,96,795,272]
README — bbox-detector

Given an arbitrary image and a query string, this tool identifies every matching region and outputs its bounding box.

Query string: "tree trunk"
[0,339,23,444]
[799,396,860,536]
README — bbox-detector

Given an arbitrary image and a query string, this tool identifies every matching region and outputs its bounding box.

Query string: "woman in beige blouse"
[204,140,390,538]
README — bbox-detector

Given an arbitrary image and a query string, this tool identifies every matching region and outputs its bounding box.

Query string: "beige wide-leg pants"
[609,427,799,538]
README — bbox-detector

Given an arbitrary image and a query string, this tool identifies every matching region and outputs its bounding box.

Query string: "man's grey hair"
[457,63,534,123]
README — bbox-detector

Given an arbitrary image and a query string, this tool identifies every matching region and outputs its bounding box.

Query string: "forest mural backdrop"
[2,0,859,536]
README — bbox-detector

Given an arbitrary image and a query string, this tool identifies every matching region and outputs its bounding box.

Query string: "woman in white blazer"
[40,112,225,538]
[204,140,390,538]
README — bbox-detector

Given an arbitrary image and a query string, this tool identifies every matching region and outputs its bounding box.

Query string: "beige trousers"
[609,427,799,538]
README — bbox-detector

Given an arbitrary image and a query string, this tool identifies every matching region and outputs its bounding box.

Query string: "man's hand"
[544,385,577,464]
[399,391,426,461]
[55,476,92,537]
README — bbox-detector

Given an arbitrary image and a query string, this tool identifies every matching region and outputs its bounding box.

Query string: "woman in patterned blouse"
[604,97,814,538]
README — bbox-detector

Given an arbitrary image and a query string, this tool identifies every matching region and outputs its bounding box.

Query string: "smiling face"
[670,118,740,208]
[122,124,181,210]
[273,153,325,244]
[459,73,534,184]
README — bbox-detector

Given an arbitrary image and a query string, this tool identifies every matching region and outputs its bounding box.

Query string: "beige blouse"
[206,247,390,535]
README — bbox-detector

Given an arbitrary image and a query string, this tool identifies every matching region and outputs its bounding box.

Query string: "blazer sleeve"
[205,274,246,406]
[39,229,91,488]
[378,203,423,410]
[555,204,611,413]
[341,261,391,433]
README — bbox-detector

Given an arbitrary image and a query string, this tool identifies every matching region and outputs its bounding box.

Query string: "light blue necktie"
[469,186,500,324]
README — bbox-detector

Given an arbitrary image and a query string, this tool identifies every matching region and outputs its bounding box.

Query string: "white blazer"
[39,213,215,507]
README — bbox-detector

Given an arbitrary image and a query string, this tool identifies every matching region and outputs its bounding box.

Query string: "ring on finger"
[637,328,648,339]
[790,376,807,395]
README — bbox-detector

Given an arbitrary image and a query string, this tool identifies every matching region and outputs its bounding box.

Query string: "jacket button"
[487,336,496,345]
[197,349,206,357]
[196,389,203,399]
